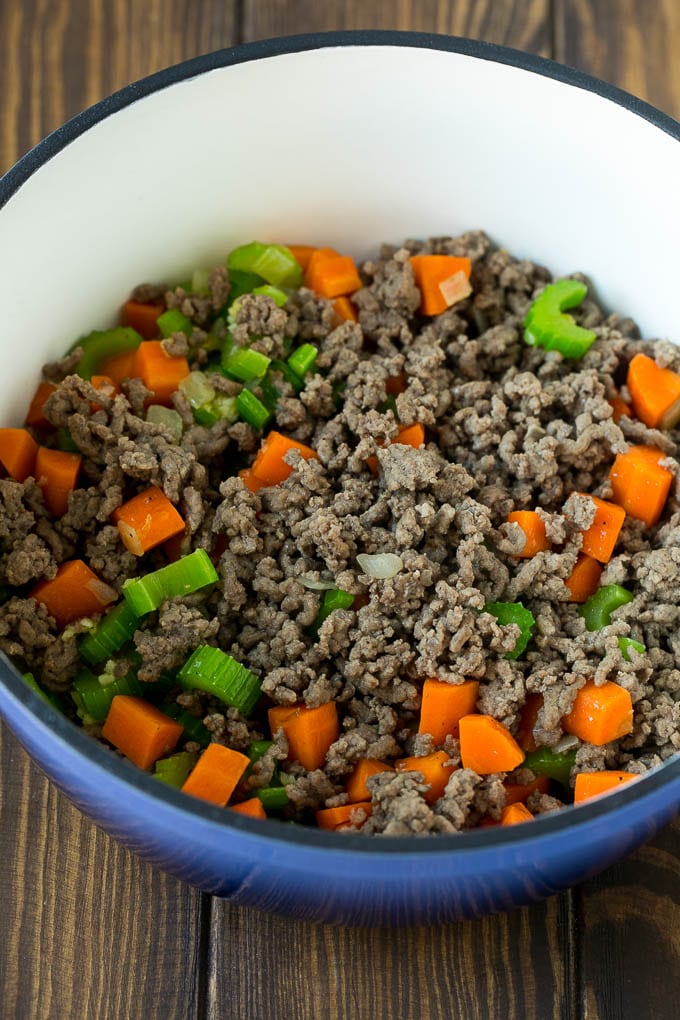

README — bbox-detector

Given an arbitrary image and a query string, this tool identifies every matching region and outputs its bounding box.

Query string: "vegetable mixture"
[1,231,679,835]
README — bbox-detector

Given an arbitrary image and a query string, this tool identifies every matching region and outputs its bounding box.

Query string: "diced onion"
[146,404,184,443]
[438,270,472,308]
[298,576,338,591]
[554,733,580,753]
[356,552,403,579]
[179,370,215,408]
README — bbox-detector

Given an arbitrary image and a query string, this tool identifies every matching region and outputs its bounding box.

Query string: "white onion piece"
[553,733,580,753]
[298,576,337,591]
[438,270,472,308]
[356,552,403,579]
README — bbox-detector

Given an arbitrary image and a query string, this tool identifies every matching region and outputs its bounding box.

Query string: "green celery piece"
[79,600,141,665]
[311,588,355,639]
[579,584,634,631]
[122,549,218,616]
[256,786,289,811]
[71,668,143,724]
[270,359,304,394]
[248,739,273,764]
[258,373,281,413]
[377,395,399,418]
[154,751,198,788]
[236,389,271,430]
[524,279,596,358]
[161,704,211,747]
[157,308,193,338]
[224,269,265,310]
[57,428,80,453]
[618,636,646,660]
[178,645,262,717]
[228,242,302,288]
[193,405,220,427]
[222,347,271,382]
[190,268,211,296]
[252,284,288,307]
[22,672,65,712]
[523,747,577,789]
[287,343,317,378]
[70,326,143,380]
[484,601,536,659]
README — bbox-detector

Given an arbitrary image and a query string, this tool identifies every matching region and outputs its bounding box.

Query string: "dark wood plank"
[0,0,237,174]
[243,0,551,54]
[210,892,576,1020]
[555,0,680,118]
[0,721,207,1020]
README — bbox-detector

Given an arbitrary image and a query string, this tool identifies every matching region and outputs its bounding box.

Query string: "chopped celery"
[70,326,142,380]
[22,672,65,712]
[270,359,304,393]
[225,269,265,308]
[57,428,80,452]
[523,747,577,788]
[146,405,184,443]
[618,636,646,660]
[122,549,219,616]
[311,588,355,638]
[222,347,271,382]
[190,268,211,296]
[157,308,193,338]
[252,284,288,307]
[247,739,273,764]
[79,600,140,664]
[161,703,211,747]
[178,645,262,716]
[524,280,597,358]
[484,601,536,659]
[227,242,302,288]
[287,343,317,379]
[580,584,633,631]
[256,786,289,811]
[154,751,198,788]
[71,668,143,723]
[236,389,271,430]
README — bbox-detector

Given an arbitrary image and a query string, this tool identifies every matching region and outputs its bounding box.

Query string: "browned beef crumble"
[2,229,679,835]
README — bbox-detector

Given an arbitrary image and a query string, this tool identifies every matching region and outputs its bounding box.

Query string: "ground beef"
[5,230,680,836]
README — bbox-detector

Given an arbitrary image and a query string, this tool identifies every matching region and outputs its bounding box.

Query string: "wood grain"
[555,0,680,118]
[0,721,207,1020]
[243,0,551,54]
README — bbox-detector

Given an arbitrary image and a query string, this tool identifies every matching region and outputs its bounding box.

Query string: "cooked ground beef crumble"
[2,230,679,835]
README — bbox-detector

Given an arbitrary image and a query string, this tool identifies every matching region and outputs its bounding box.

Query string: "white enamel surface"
[1,44,679,425]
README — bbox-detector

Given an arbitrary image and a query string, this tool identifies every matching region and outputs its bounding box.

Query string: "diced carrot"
[366,422,426,476]
[395,750,456,803]
[500,803,534,826]
[303,247,341,289]
[385,371,407,396]
[250,431,318,488]
[316,801,372,830]
[627,352,680,429]
[608,445,673,527]
[239,467,267,493]
[332,296,359,325]
[230,797,267,819]
[573,770,639,804]
[418,678,479,743]
[121,299,164,340]
[180,743,250,806]
[132,340,190,405]
[458,715,525,774]
[0,428,39,482]
[98,349,138,385]
[565,554,602,603]
[307,254,362,299]
[574,493,626,563]
[25,382,57,429]
[112,485,185,556]
[102,695,184,771]
[286,244,317,271]
[562,679,634,746]
[31,559,116,628]
[268,702,339,772]
[515,693,544,752]
[409,254,472,316]
[507,510,551,557]
[34,446,81,516]
[346,759,394,803]
[503,775,550,806]
[609,394,631,423]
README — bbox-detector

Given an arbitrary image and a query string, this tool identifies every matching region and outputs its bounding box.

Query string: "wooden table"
[1,2,679,1017]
